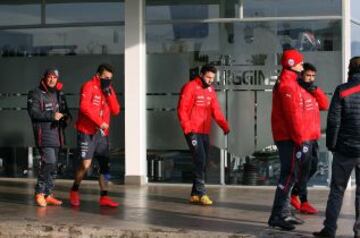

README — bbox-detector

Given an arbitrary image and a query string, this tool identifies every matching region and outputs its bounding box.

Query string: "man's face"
[45,74,58,88]
[303,70,316,83]
[99,70,113,80]
[291,62,304,73]
[201,71,216,86]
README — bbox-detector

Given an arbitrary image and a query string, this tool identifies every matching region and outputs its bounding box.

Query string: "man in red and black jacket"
[268,49,306,231]
[177,64,230,206]
[27,68,71,207]
[314,57,360,238]
[69,63,120,207]
[290,63,329,214]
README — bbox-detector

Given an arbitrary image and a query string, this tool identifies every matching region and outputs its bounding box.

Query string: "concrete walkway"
[0,178,355,237]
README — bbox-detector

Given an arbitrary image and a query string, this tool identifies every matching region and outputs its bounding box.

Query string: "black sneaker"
[268,217,296,231]
[284,215,305,225]
[313,229,335,238]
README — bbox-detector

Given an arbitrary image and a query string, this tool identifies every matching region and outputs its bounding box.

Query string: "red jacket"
[76,75,120,136]
[177,77,230,135]
[271,69,305,145]
[300,87,329,141]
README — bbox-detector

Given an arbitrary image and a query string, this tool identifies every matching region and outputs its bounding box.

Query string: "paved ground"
[0,178,355,237]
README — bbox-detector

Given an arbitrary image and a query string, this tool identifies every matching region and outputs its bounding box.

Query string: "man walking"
[177,64,230,206]
[314,57,360,238]
[28,68,71,207]
[69,63,120,207]
[268,49,306,231]
[290,63,329,214]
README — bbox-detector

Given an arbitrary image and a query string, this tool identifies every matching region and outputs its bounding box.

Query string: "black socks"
[72,183,79,191]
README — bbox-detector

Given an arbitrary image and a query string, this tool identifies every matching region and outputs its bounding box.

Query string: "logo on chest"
[44,103,58,111]
[92,95,101,106]
[195,94,212,106]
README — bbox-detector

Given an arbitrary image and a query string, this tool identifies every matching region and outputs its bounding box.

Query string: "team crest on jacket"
[208,87,212,92]
[192,139,197,146]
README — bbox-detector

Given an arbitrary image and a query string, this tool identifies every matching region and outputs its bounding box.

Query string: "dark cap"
[43,68,59,78]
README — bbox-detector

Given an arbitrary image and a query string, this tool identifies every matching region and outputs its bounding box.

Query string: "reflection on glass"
[352,23,360,56]
[352,0,360,21]
[226,150,332,186]
[46,1,124,23]
[146,20,342,185]
[0,26,124,57]
[146,0,240,20]
[147,4,217,21]
[244,0,341,17]
[147,21,341,55]
[0,2,41,26]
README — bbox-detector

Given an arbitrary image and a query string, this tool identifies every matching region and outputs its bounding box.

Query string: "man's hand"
[54,112,64,121]
[100,122,109,130]
[102,87,112,96]
[185,132,194,139]
[59,114,70,128]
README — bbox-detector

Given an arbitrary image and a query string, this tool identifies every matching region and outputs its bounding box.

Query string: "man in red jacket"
[177,64,230,206]
[290,63,329,214]
[69,63,120,207]
[268,49,306,231]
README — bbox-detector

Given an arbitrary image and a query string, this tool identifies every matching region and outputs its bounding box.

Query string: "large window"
[146,5,342,185]
[351,22,360,57]
[0,1,125,180]
[352,0,360,21]
[45,1,124,23]
[243,0,342,18]
[0,26,124,57]
[147,20,341,89]
[146,0,241,21]
[351,0,360,57]
[0,1,41,26]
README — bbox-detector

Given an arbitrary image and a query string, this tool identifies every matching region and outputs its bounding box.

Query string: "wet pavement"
[0,178,355,237]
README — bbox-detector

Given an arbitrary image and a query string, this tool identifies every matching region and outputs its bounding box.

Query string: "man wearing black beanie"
[27,68,71,207]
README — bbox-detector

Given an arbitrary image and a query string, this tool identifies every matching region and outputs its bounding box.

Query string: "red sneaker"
[300,201,318,214]
[69,191,80,206]
[35,193,47,207]
[290,195,301,210]
[46,194,63,206]
[99,196,119,207]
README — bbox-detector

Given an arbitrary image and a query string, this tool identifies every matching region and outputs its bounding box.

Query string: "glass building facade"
[352,0,360,56]
[0,0,125,180]
[0,0,353,186]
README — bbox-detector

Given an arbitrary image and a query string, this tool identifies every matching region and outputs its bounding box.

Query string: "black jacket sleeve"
[326,86,342,151]
[27,89,55,122]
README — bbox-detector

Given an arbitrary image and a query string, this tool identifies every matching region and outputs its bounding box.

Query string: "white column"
[124,0,147,185]
[342,0,351,83]
[238,0,244,19]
